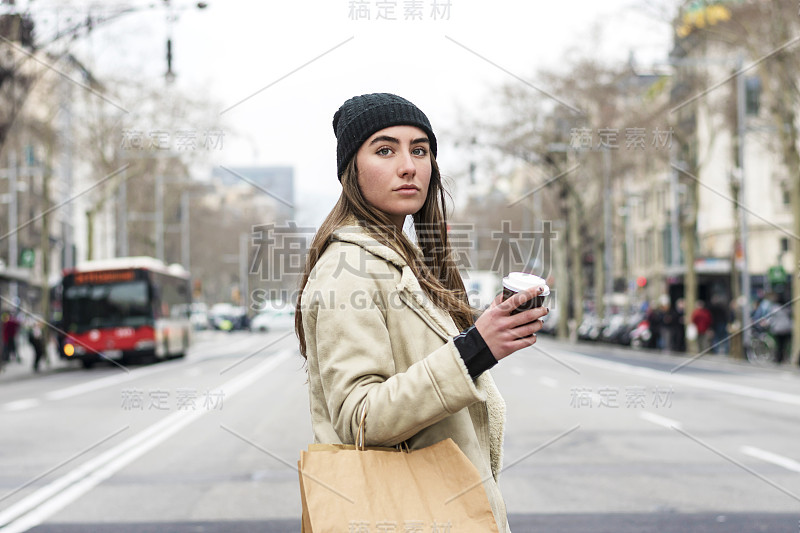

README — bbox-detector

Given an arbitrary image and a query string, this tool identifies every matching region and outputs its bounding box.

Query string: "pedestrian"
[673,298,686,352]
[646,300,663,349]
[28,319,46,372]
[708,295,731,354]
[295,93,547,533]
[767,294,792,364]
[752,289,773,322]
[691,300,713,352]
[657,297,675,351]
[2,311,21,364]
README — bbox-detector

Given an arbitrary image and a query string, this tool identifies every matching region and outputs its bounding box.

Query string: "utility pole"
[623,193,639,316]
[60,75,74,269]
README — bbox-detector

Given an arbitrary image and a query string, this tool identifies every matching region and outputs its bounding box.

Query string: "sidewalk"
[540,333,800,374]
[0,342,73,384]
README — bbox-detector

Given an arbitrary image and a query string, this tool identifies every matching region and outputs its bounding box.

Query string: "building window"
[781,237,790,254]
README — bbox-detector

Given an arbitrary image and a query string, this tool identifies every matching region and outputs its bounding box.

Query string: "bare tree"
[456,51,672,339]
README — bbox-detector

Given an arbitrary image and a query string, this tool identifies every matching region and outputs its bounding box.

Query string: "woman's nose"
[397,152,416,177]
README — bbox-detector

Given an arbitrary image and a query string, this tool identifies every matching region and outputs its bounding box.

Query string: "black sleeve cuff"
[453,325,498,379]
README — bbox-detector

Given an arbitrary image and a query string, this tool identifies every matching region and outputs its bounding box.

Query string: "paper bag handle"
[356,403,410,453]
[356,403,367,451]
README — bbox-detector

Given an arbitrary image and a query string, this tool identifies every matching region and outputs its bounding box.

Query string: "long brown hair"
[295,154,475,358]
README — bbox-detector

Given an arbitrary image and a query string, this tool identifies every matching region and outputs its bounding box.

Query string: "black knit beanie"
[333,93,438,179]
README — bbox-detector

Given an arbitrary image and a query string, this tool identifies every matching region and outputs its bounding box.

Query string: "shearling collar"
[331,223,407,269]
[331,221,458,339]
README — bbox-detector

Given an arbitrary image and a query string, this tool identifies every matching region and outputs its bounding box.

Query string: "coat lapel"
[333,224,459,340]
[395,265,458,340]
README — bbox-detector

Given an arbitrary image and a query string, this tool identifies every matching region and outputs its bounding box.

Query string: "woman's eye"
[376,147,392,156]
[412,147,428,156]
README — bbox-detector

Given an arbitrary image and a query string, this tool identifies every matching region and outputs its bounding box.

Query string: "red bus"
[60,257,192,368]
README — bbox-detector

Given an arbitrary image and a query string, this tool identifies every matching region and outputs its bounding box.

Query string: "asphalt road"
[1,331,799,532]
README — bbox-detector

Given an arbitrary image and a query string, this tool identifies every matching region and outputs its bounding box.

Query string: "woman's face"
[355,125,432,229]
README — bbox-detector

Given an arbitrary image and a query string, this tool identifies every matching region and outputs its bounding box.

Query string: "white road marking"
[186,335,258,360]
[43,361,182,401]
[0,350,292,533]
[639,411,682,430]
[559,351,800,407]
[741,446,800,474]
[2,399,41,412]
[538,376,559,388]
[0,336,268,411]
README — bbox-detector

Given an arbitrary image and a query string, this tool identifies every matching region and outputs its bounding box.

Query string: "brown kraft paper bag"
[298,438,500,532]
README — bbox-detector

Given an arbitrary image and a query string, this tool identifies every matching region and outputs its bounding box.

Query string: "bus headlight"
[64,344,86,356]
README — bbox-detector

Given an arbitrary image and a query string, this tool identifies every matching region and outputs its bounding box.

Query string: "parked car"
[189,302,209,330]
[599,312,641,345]
[208,303,249,331]
[249,307,295,332]
[577,313,603,341]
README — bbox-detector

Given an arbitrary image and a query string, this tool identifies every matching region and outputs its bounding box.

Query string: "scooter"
[629,319,652,348]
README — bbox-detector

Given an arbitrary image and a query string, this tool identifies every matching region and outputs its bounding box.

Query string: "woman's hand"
[474,286,550,362]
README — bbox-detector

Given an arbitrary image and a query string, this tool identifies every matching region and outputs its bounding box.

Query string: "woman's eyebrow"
[368,135,430,146]
[368,135,400,146]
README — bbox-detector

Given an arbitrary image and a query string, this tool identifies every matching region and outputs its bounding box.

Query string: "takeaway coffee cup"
[502,272,550,314]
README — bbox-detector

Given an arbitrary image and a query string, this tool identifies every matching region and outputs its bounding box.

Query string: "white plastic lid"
[502,272,550,295]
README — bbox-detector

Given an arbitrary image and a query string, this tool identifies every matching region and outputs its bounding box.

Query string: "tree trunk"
[767,3,800,365]
[729,180,743,359]
[778,102,800,366]
[86,210,94,261]
[556,221,570,339]
[594,238,605,322]
[791,158,800,366]
[683,181,698,355]
[569,189,584,330]
[41,136,52,347]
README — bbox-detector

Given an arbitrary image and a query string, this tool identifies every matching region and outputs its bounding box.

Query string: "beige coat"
[301,224,510,532]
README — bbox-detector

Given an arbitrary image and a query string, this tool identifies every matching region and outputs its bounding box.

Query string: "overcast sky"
[21,0,676,227]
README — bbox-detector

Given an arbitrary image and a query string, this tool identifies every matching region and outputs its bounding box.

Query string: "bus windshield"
[64,280,152,332]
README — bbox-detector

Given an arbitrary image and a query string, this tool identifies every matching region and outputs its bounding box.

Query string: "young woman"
[295,93,549,532]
